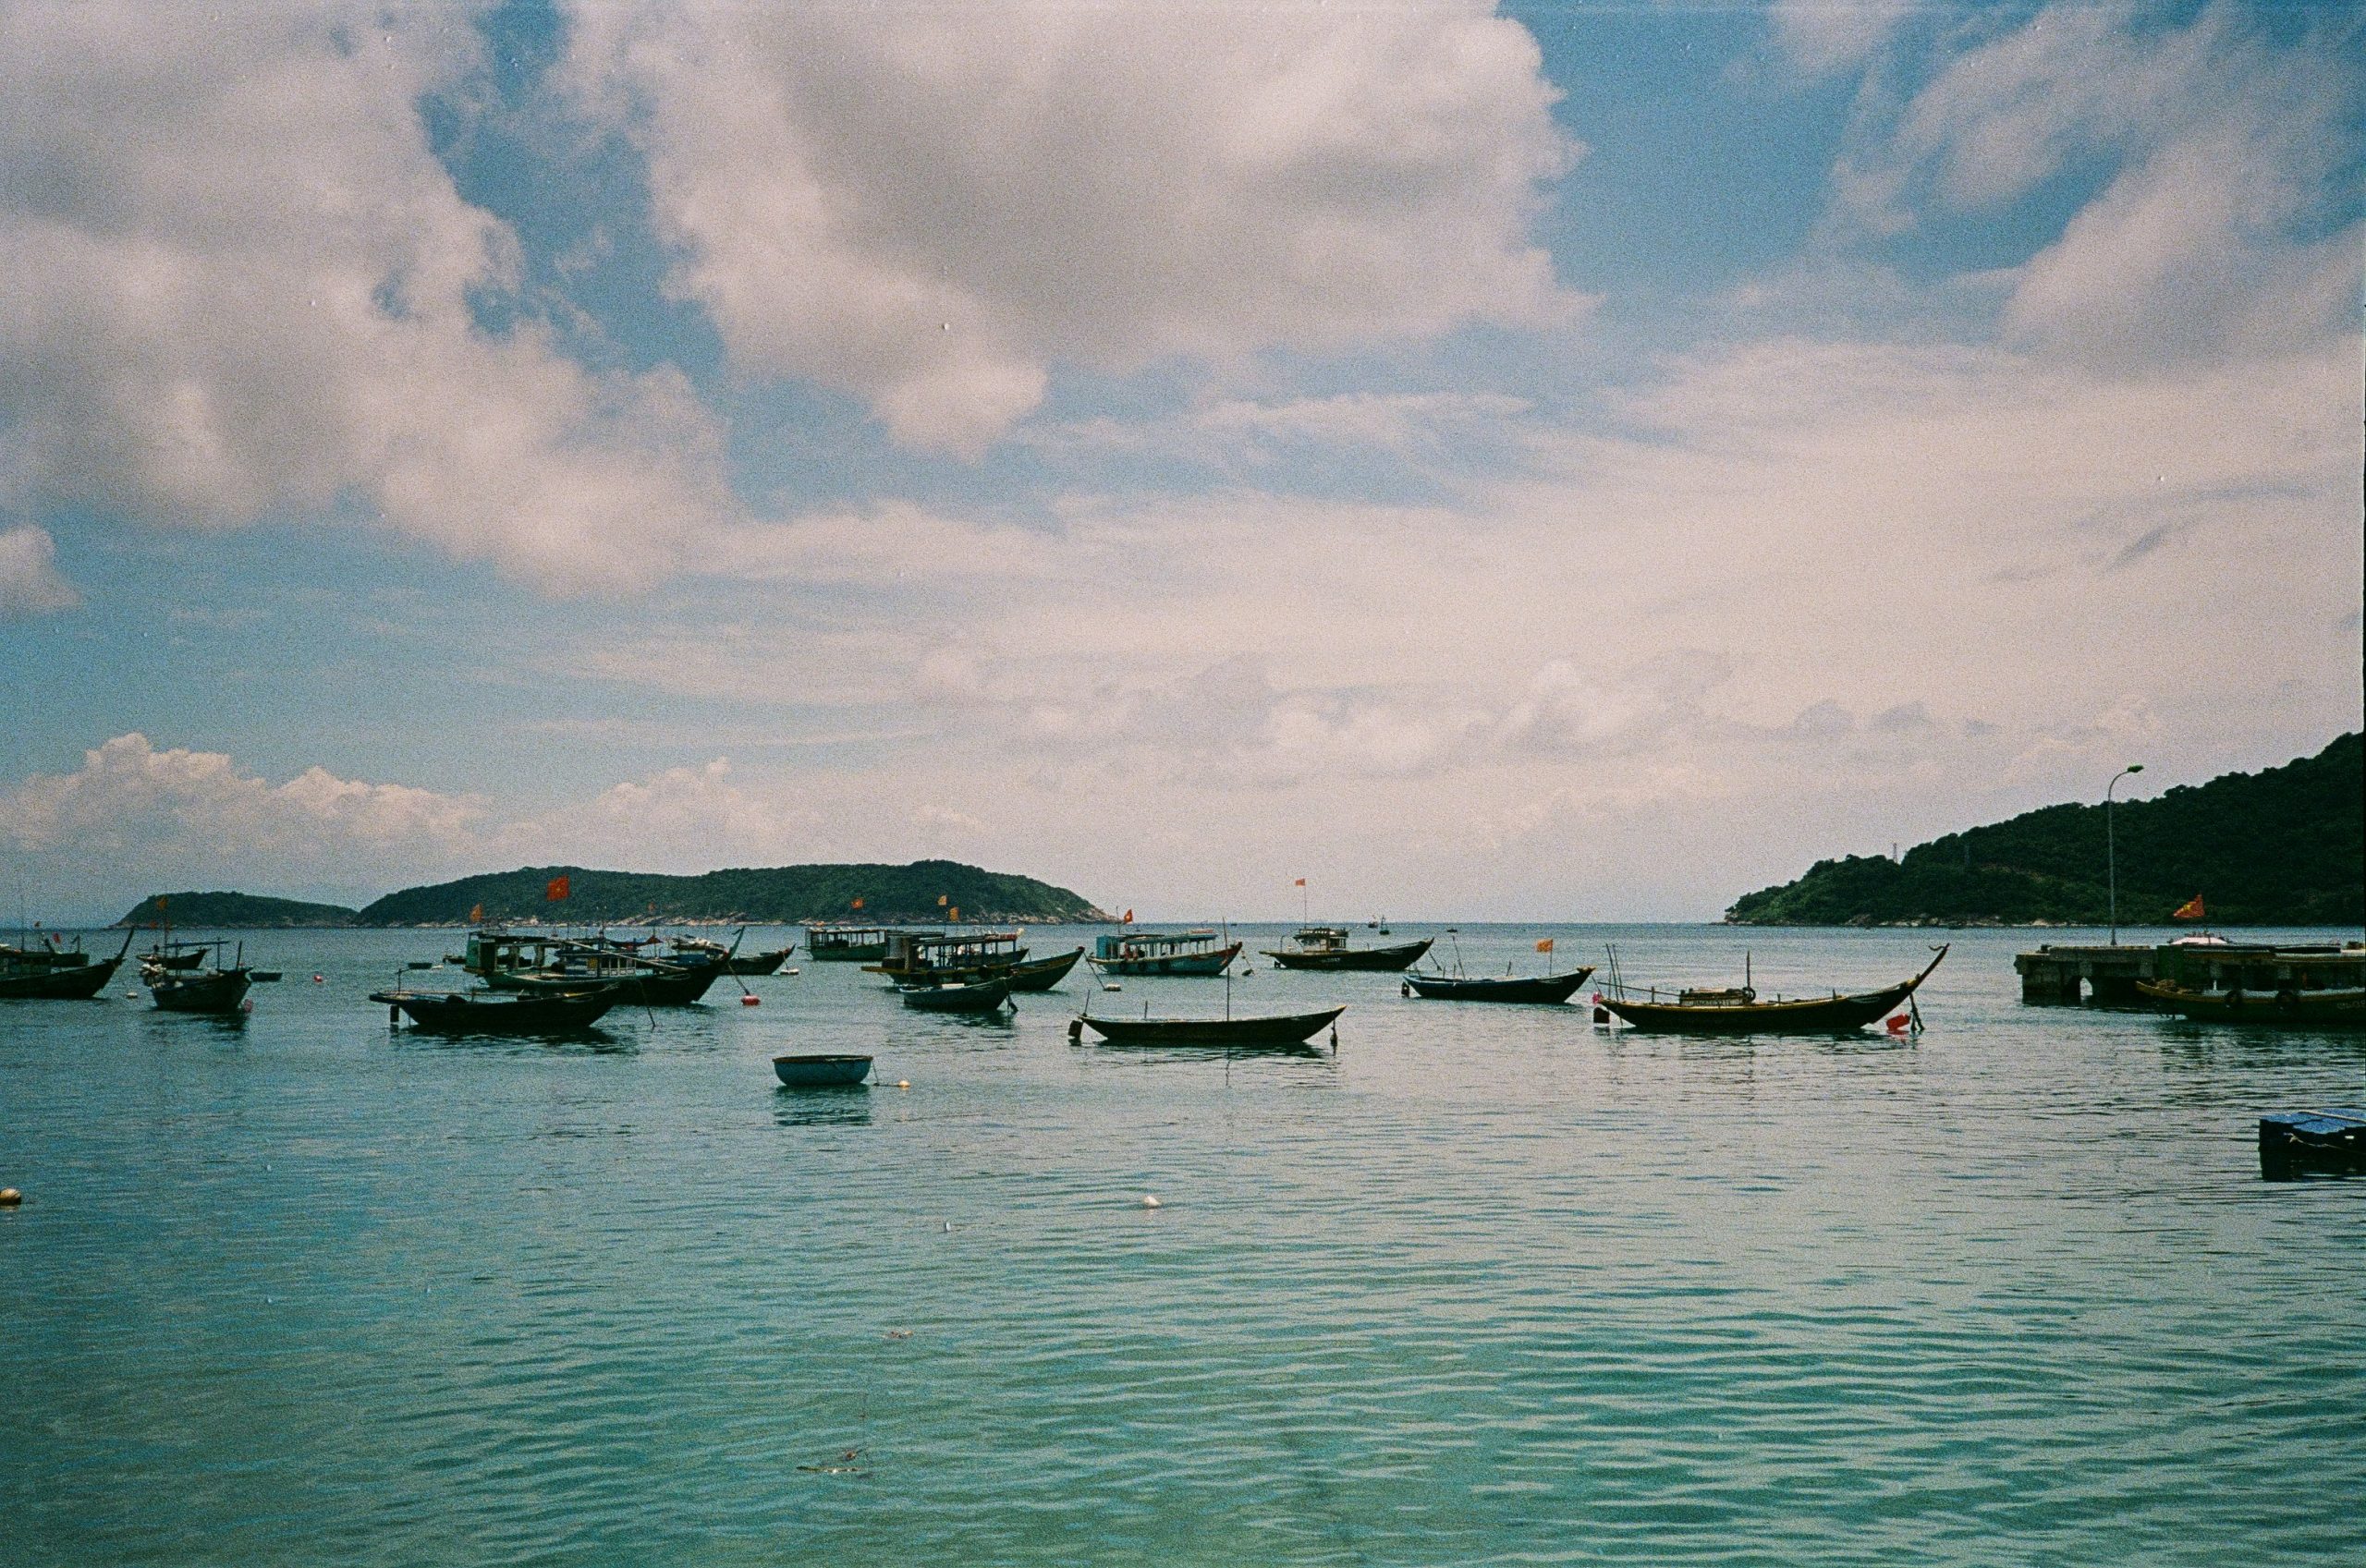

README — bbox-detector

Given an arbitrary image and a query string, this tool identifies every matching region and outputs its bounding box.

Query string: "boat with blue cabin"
[1091,929,1242,977]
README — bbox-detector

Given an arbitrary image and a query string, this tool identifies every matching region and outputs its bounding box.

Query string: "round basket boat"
[773,1052,874,1088]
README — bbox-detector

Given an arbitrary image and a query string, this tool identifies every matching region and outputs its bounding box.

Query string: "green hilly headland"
[1726,732,2363,927]
[351,860,1110,926]
[116,891,360,928]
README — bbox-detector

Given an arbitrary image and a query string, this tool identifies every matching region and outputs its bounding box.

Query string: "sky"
[1,0,2360,925]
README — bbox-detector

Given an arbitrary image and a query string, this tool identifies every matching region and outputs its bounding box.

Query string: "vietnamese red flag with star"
[2172,894,2204,920]
[545,875,569,903]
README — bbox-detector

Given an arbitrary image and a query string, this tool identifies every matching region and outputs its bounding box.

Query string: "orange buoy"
[740,994,761,1006]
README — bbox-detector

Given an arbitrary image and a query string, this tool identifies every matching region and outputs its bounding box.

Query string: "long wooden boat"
[461,930,726,1005]
[1261,927,1433,972]
[2260,1108,2366,1178]
[1090,930,1241,977]
[899,978,1012,1013]
[0,930,134,1001]
[774,1053,874,1088]
[1004,947,1085,992]
[1601,946,1947,1035]
[865,930,1029,986]
[371,987,620,1033]
[139,942,209,971]
[2137,980,2366,1028]
[669,933,794,975]
[1077,1003,1346,1048]
[1404,966,1593,1004]
[806,925,934,962]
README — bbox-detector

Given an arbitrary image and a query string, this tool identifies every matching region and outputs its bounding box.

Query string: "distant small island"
[1726,732,2362,928]
[118,859,1111,929]
[117,891,360,929]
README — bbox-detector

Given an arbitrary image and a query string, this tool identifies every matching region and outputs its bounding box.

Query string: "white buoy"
[1140,1195,1162,1209]
[0,1187,22,1208]
[896,1079,910,1089]
[1103,982,1121,992]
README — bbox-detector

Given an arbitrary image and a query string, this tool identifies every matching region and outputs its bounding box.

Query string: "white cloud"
[1766,1,1912,75]
[562,0,1580,454]
[0,1,739,591]
[0,734,489,905]
[0,523,79,613]
[1823,2,2360,368]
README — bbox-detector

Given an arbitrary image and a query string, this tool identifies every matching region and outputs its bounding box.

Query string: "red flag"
[851,897,864,910]
[1123,909,1133,924]
[2172,894,2204,920]
[545,875,570,903]
[1293,878,1306,888]
[469,903,484,923]
[1535,938,1555,954]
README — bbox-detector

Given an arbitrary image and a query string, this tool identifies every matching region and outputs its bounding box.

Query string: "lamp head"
[2127,764,2144,773]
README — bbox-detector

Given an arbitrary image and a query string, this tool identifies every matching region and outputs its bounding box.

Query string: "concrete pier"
[2014,944,2160,1005]
[2017,941,2366,1006]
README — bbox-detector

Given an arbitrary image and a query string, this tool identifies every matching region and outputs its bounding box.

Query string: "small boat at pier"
[1600,946,1947,1034]
[2136,980,2366,1027]
[1261,927,1432,972]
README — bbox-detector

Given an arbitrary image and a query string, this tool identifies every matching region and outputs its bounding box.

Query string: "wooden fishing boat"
[371,986,621,1033]
[669,932,794,975]
[1075,1003,1345,1048]
[2260,1108,2366,1178]
[460,930,726,1005]
[1090,930,1243,977]
[773,1053,874,1088]
[2136,980,2366,1027]
[148,944,255,1015]
[1403,966,1593,1004]
[1004,947,1085,992]
[1601,946,1947,1035]
[0,930,134,1001]
[139,942,209,971]
[865,930,1029,986]
[1261,927,1432,972]
[806,924,933,962]
[899,978,1012,1013]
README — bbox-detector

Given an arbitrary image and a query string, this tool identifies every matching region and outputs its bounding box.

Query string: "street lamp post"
[2107,764,2145,945]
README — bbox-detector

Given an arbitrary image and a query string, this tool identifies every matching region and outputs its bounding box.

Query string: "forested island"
[1726,732,2362,927]
[116,891,361,928]
[117,860,1109,928]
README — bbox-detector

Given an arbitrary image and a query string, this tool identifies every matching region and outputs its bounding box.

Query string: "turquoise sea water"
[6,923,2364,1566]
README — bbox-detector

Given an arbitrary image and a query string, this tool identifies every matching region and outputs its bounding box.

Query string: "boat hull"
[1004,948,1085,992]
[150,969,254,1014]
[1603,948,1946,1035]
[774,1053,874,1088]
[900,978,1013,1013]
[1404,967,1592,1004]
[372,989,620,1033]
[0,955,125,1001]
[2138,981,2366,1028]
[1079,1004,1346,1048]
[494,965,724,1006]
[2260,1109,2366,1178]
[1262,938,1433,972]
[724,948,794,976]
